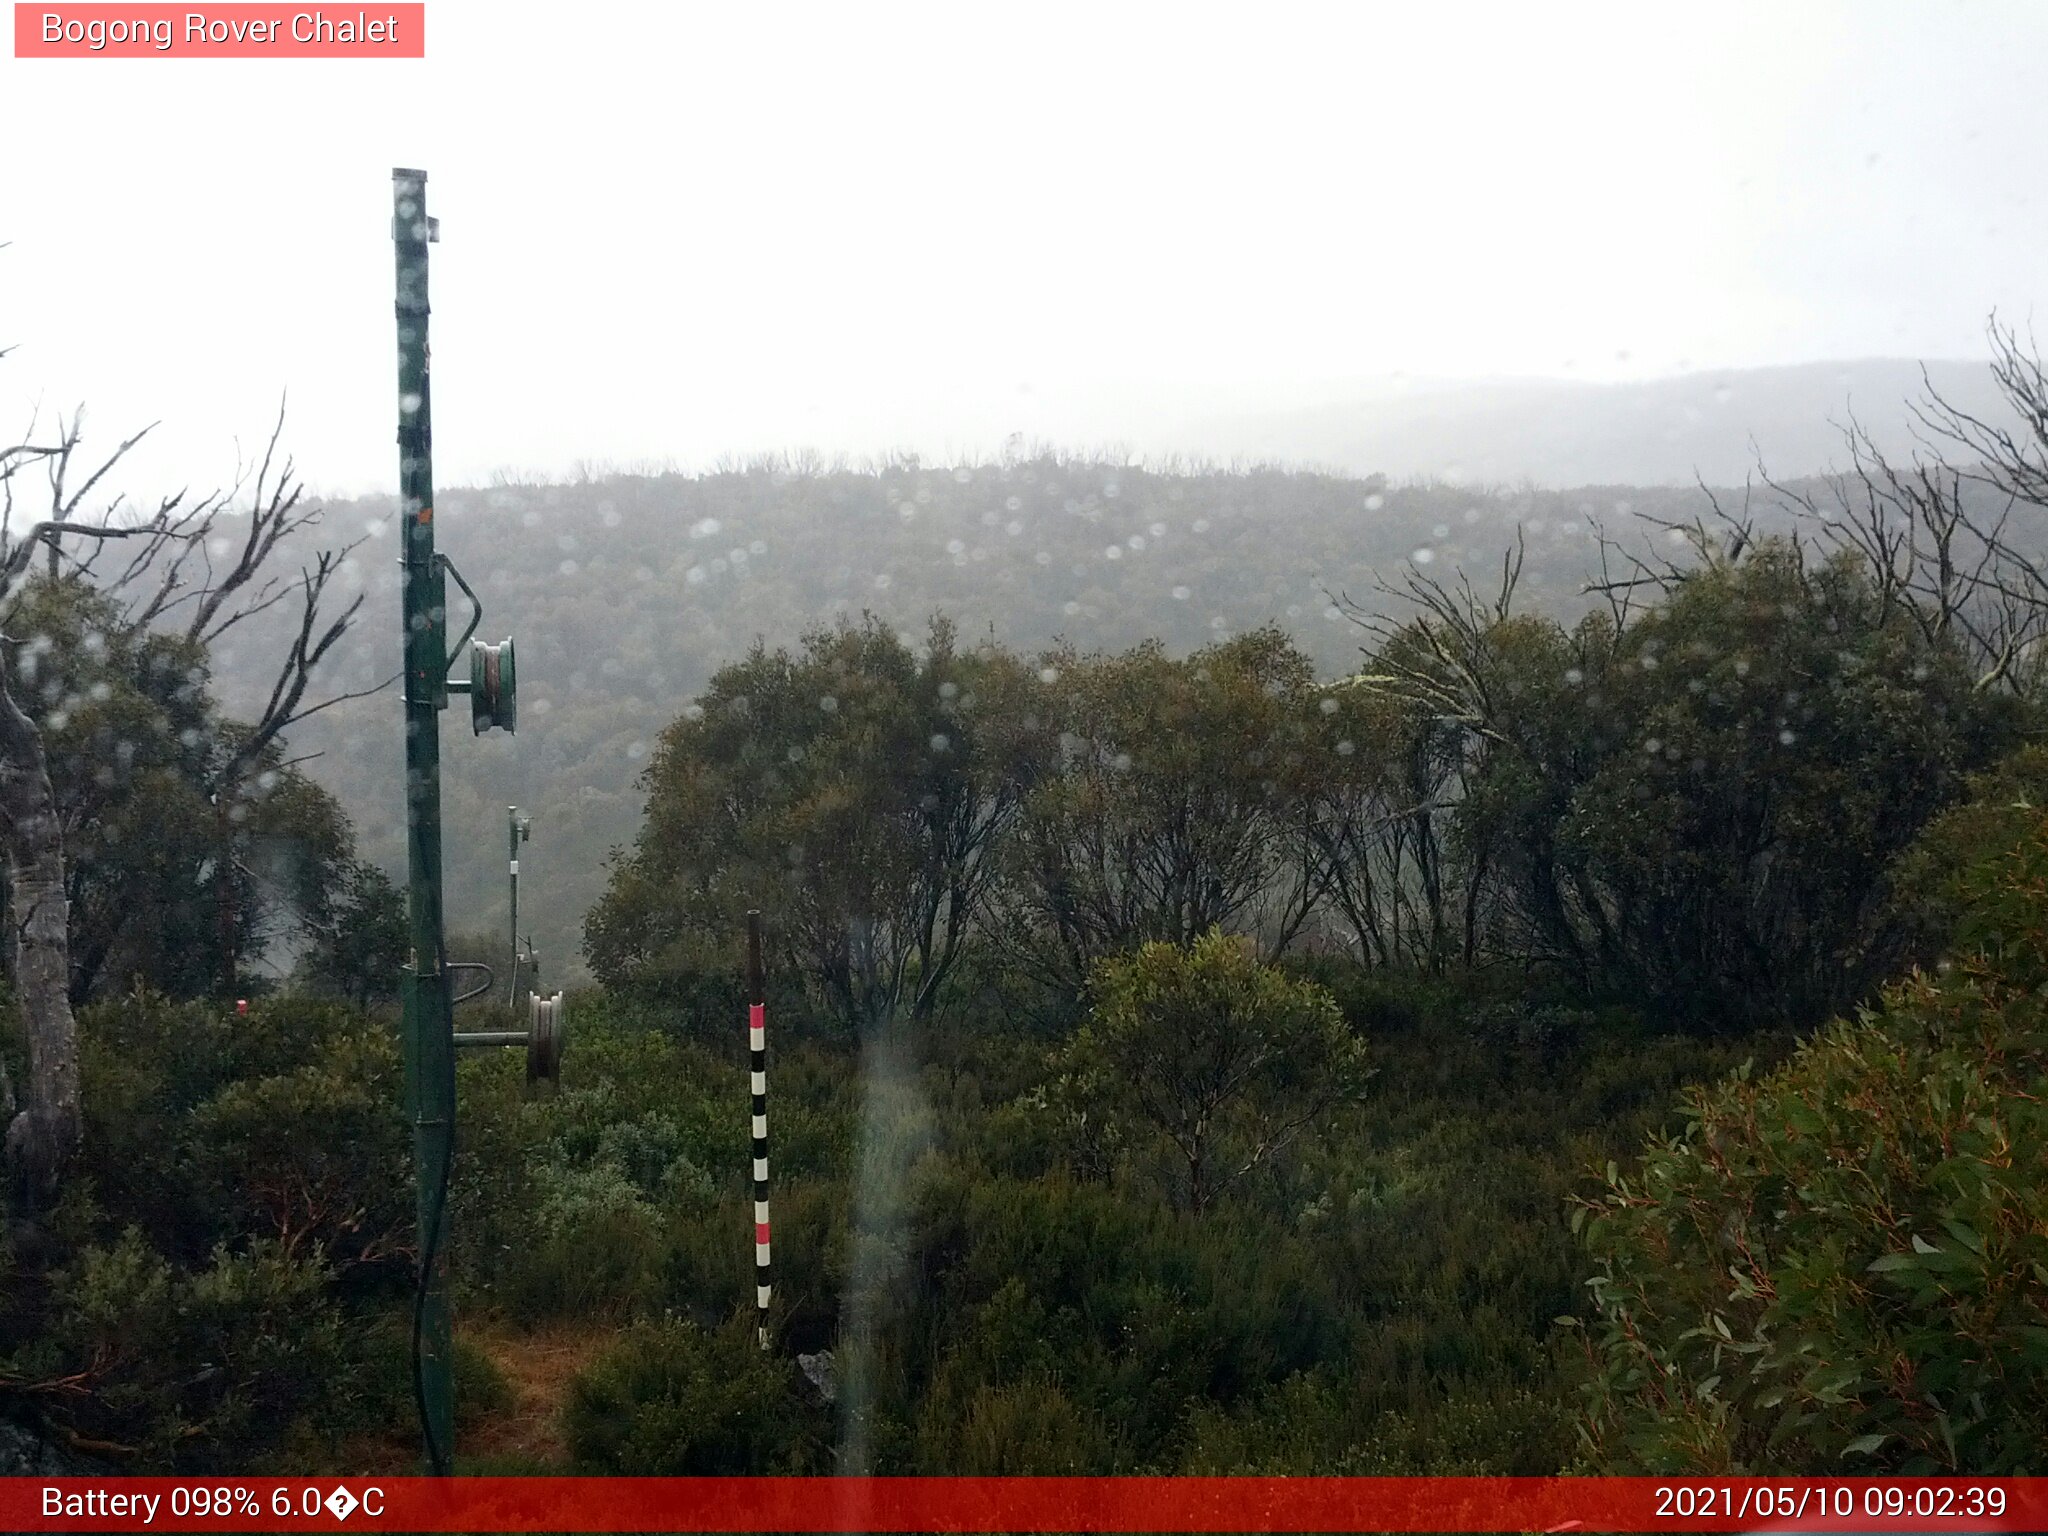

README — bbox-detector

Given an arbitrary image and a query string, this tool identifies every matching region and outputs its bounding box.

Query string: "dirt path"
[461,1320,614,1469]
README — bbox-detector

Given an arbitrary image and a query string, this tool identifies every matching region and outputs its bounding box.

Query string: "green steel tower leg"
[392,166,455,1475]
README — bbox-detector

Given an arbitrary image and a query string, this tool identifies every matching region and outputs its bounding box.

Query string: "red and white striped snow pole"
[747,909,771,1350]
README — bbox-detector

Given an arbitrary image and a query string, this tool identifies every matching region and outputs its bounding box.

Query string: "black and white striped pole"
[748,909,771,1351]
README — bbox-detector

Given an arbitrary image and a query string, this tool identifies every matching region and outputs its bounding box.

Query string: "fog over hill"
[1165,358,2010,487]
[209,356,2025,984]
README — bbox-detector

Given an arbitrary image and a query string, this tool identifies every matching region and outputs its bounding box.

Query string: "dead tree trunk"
[0,675,79,1203]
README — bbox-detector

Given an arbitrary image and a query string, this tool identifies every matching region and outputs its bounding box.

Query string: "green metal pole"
[392,166,455,1475]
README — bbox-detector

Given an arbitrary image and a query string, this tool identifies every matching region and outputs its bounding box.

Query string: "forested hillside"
[255,461,1748,983]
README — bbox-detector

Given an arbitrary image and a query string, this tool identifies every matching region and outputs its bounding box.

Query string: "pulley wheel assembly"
[471,637,517,735]
[527,990,565,1086]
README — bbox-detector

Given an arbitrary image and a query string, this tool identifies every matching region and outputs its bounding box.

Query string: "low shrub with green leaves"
[0,994,417,1468]
[1046,931,1371,1214]
[1571,806,2048,1472]
[565,1317,825,1472]
[25,1231,351,1465]
[74,991,410,1274]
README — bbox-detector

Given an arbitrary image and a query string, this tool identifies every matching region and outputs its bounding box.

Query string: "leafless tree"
[1582,473,1777,617]
[0,406,161,1200]
[1323,536,1527,969]
[1751,413,2048,696]
[1915,315,2048,511]
[1342,534,1528,745]
[90,407,380,990]
[1578,324,2048,702]
[2,384,377,1201]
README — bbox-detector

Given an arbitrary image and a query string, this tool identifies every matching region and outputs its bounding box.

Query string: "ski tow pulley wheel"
[471,637,517,735]
[527,990,565,1086]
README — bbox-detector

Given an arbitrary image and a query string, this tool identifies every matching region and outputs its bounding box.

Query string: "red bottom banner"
[10,1476,2045,1533]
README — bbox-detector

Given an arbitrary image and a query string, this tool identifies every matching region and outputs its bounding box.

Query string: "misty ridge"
[1181,357,2016,488]
[202,355,2026,984]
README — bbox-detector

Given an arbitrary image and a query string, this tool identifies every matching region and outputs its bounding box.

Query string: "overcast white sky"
[2,0,2044,495]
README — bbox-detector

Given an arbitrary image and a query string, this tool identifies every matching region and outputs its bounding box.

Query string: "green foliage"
[564,1316,825,1472]
[283,460,1676,986]
[185,1031,409,1276]
[1566,548,2013,1023]
[6,575,357,1003]
[1573,792,2048,1472]
[591,539,2018,1055]
[0,993,417,1467]
[73,992,409,1272]
[434,996,865,1356]
[513,1103,715,1321]
[1050,931,1369,1213]
[296,861,407,1007]
[1179,1373,1573,1474]
[1436,544,2018,1027]
[995,628,1325,990]
[914,1370,1107,1472]
[1887,742,2048,959]
[14,1229,358,1468]
[5,923,1792,1475]
[901,1169,1350,1465]
[21,466,2039,1476]
[432,974,1729,1478]
[587,616,1038,1033]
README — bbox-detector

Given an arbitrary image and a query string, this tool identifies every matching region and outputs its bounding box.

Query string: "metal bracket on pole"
[448,961,495,1006]
[439,554,484,679]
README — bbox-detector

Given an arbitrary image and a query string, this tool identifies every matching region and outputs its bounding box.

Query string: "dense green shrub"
[1179,1371,1573,1474]
[184,1031,410,1277]
[71,992,410,1273]
[20,784,1971,1479]
[565,1317,824,1473]
[10,1230,356,1467]
[1572,804,2048,1472]
[914,1369,1107,1472]
[448,1003,859,1331]
[0,995,423,1467]
[1046,931,1370,1214]
[893,1167,1352,1468]
[1886,742,2048,958]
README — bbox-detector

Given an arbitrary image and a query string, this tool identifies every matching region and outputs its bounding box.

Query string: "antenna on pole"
[748,910,771,1351]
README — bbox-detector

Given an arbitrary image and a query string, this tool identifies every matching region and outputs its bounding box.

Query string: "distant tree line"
[588,544,2023,1037]
[592,321,2048,1038]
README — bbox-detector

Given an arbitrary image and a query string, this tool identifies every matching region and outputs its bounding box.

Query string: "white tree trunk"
[0,677,79,1202]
